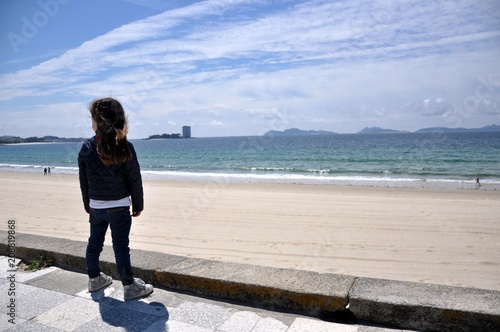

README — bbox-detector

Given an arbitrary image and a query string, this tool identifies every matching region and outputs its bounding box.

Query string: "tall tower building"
[182,126,191,138]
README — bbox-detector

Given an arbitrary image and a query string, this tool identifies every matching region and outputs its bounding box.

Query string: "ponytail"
[115,127,128,143]
[89,98,133,166]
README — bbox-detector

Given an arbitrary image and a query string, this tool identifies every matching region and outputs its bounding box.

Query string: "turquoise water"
[1,132,499,189]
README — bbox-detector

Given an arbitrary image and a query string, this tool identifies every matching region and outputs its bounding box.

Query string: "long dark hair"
[89,97,132,166]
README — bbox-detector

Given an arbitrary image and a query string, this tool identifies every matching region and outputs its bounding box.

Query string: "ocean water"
[1,132,499,190]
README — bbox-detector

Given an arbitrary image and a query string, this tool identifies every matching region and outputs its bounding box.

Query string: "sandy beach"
[1,171,499,291]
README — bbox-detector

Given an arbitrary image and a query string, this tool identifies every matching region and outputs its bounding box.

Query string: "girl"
[78,97,153,300]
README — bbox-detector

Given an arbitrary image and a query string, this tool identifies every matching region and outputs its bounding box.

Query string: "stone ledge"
[0,231,351,317]
[1,231,499,331]
[349,277,500,332]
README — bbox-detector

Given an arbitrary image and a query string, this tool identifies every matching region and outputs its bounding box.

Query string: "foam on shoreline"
[1,165,498,190]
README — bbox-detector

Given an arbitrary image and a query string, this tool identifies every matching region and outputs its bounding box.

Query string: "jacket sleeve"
[78,142,91,213]
[125,143,144,213]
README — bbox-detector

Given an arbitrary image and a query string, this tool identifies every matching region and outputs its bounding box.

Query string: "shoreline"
[0,167,498,190]
[2,171,499,291]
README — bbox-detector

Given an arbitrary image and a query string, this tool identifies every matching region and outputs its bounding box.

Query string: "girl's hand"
[132,211,141,217]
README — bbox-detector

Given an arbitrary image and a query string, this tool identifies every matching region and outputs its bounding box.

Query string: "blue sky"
[1,0,499,138]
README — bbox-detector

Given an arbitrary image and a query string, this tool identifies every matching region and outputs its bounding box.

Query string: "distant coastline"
[2,124,499,143]
[0,135,84,145]
[145,133,186,140]
[264,124,500,136]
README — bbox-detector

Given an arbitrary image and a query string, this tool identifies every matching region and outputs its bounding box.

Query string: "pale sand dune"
[2,171,499,291]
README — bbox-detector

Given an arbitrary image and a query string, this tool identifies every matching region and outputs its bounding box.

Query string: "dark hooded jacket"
[78,136,144,214]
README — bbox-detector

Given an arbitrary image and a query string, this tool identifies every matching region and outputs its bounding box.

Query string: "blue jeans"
[86,207,134,286]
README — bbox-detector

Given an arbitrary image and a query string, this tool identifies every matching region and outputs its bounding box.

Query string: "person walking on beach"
[476,176,481,186]
[78,97,153,300]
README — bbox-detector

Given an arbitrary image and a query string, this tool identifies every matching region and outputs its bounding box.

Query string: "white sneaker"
[124,278,153,301]
[88,272,113,292]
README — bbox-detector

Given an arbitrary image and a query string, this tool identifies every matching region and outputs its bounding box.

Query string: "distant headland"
[0,135,84,144]
[1,126,193,144]
[145,125,192,140]
[264,124,500,136]
[359,124,500,134]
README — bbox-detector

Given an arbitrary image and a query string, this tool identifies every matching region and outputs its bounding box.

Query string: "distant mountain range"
[265,125,500,136]
[357,127,408,134]
[359,124,500,134]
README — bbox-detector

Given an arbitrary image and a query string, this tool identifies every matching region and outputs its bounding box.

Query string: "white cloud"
[401,99,453,116]
[1,0,499,137]
[209,120,225,128]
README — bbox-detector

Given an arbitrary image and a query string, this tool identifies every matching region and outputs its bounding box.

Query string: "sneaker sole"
[88,280,113,292]
[124,288,154,301]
